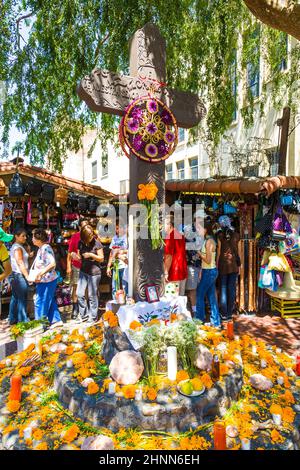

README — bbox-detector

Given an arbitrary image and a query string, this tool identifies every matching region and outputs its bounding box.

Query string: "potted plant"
[11,320,47,352]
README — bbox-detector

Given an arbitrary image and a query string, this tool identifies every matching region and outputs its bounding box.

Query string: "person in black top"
[76,225,104,323]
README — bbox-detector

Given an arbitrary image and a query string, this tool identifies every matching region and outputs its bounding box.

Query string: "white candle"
[66,360,73,369]
[276,348,282,354]
[252,345,257,355]
[108,382,116,395]
[167,346,177,381]
[272,414,282,425]
[84,332,89,340]
[128,213,134,298]
[135,388,143,401]
[241,438,251,450]
[234,335,240,342]
[104,320,109,328]
[277,376,284,385]
[260,359,267,368]
[5,358,12,367]
[62,335,68,343]
[23,427,32,439]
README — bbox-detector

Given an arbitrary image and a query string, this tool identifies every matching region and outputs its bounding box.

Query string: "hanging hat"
[218,215,234,230]
[0,227,13,242]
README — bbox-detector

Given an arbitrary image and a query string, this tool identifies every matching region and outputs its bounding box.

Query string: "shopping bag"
[267,253,291,272]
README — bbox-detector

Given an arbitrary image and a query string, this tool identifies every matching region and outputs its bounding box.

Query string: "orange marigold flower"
[7,400,21,413]
[87,382,99,395]
[17,366,32,377]
[220,364,229,376]
[34,442,48,450]
[176,370,189,383]
[201,373,213,389]
[32,429,44,441]
[148,319,160,326]
[270,429,284,443]
[108,316,118,328]
[103,310,115,321]
[78,368,91,379]
[24,343,35,353]
[130,321,142,330]
[63,424,80,443]
[270,404,282,415]
[170,313,178,322]
[281,390,295,404]
[71,351,88,365]
[147,388,157,401]
[0,362,5,369]
[282,406,296,423]
[65,346,74,356]
[122,385,136,399]
[190,377,203,391]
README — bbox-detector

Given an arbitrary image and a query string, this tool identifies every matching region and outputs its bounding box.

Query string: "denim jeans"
[112,268,128,299]
[8,272,29,324]
[196,268,221,327]
[76,272,101,321]
[35,279,61,324]
[219,273,238,320]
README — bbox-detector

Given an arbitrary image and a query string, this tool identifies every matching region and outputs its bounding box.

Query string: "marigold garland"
[34,442,48,450]
[63,424,80,443]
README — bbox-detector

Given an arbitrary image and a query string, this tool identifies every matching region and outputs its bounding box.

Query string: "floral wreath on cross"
[119,95,178,163]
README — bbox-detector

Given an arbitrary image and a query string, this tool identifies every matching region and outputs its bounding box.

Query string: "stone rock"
[250,374,273,391]
[81,435,114,451]
[142,404,163,416]
[194,344,213,371]
[109,350,144,385]
[102,328,134,364]
[49,343,67,353]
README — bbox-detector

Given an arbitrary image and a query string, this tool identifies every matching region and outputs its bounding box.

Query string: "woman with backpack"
[216,215,240,321]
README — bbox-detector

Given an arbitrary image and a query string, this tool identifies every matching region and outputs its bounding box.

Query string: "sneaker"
[49,321,64,329]
[76,316,88,323]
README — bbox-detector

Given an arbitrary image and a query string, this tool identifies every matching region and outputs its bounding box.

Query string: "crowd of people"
[0,212,240,329]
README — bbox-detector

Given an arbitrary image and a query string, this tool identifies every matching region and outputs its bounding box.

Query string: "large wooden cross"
[78,23,205,301]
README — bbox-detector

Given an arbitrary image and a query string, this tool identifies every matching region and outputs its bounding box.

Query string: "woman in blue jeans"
[9,229,30,324]
[32,228,62,328]
[195,220,221,327]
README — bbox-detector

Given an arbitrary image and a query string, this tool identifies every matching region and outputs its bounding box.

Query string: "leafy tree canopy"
[0,0,299,171]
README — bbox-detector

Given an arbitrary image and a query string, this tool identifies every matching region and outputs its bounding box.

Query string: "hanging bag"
[25,179,42,197]
[54,187,68,205]
[0,178,7,196]
[41,183,55,204]
[267,252,291,272]
[9,172,25,196]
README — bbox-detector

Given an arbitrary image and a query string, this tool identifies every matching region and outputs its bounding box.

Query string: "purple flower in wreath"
[145,143,158,158]
[164,130,175,144]
[126,117,139,134]
[147,99,158,114]
[158,141,168,156]
[132,134,145,151]
[146,122,158,135]
[160,109,172,125]
[131,106,143,122]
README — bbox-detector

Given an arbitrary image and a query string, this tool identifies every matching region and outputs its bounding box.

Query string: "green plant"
[86,342,101,358]
[93,360,109,379]
[164,321,198,375]
[10,319,47,340]
[137,325,165,377]
[39,390,59,406]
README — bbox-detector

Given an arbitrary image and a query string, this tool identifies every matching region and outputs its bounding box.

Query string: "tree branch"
[243,0,300,40]
[16,11,35,26]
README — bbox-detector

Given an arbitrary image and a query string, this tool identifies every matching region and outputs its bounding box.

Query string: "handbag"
[223,202,237,215]
[258,265,277,290]
[27,257,41,283]
[267,252,291,272]
[41,183,55,204]
[25,180,42,197]
[9,172,25,197]
[54,187,68,205]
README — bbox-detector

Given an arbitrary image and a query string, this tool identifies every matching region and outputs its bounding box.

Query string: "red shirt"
[164,228,188,282]
[68,232,82,269]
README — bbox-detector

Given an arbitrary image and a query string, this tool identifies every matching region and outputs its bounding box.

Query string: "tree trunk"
[244,0,300,41]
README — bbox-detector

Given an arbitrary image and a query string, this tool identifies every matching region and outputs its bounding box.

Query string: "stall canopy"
[0,162,115,200]
[166,176,300,196]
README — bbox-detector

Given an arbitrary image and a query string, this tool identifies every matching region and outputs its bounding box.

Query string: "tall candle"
[213,421,226,450]
[226,321,234,340]
[296,355,300,376]
[108,382,116,395]
[9,374,22,401]
[128,213,134,298]
[167,346,177,381]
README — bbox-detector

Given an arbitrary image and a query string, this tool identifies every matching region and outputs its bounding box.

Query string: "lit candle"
[260,359,267,368]
[272,414,282,426]
[296,355,300,376]
[66,360,73,369]
[23,427,32,439]
[9,374,22,401]
[135,388,143,401]
[167,346,177,381]
[252,345,257,355]
[226,321,234,340]
[241,438,251,450]
[277,376,284,385]
[108,382,116,395]
[213,421,226,450]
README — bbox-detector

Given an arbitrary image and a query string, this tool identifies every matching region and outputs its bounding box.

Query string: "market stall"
[0,162,115,317]
[166,176,300,317]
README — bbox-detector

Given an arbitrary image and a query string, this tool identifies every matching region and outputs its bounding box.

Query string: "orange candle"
[227,321,234,340]
[9,374,22,401]
[213,420,227,450]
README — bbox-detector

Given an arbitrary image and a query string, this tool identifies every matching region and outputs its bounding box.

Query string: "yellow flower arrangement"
[71,351,88,365]
[137,182,162,250]
[32,429,44,441]
[176,370,189,383]
[130,321,143,331]
[122,385,136,399]
[137,183,158,202]
[148,318,160,326]
[108,315,119,328]
[147,388,157,401]
[34,442,48,450]
[87,382,99,395]
[103,310,115,321]
[78,368,91,379]
[7,400,21,413]
[270,404,282,415]
[62,424,80,443]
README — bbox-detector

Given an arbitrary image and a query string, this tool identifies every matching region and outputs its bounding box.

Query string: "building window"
[91,161,97,181]
[177,160,185,179]
[242,165,259,177]
[166,164,173,180]
[101,154,108,177]
[178,128,185,143]
[120,179,129,195]
[266,148,280,176]
[189,157,198,179]
[247,29,260,98]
